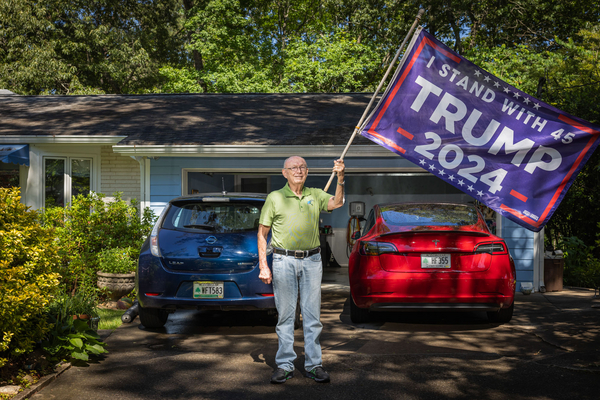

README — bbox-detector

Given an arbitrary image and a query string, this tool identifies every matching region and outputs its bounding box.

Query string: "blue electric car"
[136,193,283,328]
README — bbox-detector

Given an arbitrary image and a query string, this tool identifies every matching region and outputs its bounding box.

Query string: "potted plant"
[97,247,137,301]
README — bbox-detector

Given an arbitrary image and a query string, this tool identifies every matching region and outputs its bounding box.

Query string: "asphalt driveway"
[28,268,600,400]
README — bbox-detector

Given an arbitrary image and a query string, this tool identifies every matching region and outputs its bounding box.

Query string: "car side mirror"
[351,231,362,240]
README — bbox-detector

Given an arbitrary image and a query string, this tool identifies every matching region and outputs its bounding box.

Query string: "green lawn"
[97,308,126,330]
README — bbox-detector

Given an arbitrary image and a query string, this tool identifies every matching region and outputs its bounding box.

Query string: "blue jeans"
[272,252,323,372]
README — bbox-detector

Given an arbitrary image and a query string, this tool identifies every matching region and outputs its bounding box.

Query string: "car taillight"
[358,241,398,256]
[150,235,161,257]
[150,207,168,257]
[474,242,506,254]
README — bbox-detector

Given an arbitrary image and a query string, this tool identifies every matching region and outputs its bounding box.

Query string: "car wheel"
[350,295,370,323]
[487,303,514,323]
[139,306,169,328]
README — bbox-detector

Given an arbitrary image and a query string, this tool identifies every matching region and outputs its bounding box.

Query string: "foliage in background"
[0,188,61,368]
[42,192,155,293]
[97,247,138,274]
[0,0,185,95]
[560,235,600,289]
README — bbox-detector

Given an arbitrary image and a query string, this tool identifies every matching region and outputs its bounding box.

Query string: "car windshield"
[380,204,479,228]
[163,201,263,233]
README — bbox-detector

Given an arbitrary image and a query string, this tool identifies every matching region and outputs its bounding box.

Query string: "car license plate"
[421,253,451,269]
[193,281,224,298]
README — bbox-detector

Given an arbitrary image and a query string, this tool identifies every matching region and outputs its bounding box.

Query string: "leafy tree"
[0,0,185,94]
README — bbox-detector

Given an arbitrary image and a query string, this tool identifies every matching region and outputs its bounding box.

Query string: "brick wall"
[100,146,141,202]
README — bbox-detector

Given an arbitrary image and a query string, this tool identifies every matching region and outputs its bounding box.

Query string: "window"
[185,172,270,195]
[44,157,92,207]
[164,201,263,233]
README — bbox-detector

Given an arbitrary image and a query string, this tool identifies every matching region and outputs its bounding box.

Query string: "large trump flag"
[361,28,600,232]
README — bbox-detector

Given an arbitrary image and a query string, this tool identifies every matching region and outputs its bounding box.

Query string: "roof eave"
[0,135,127,144]
[111,144,399,158]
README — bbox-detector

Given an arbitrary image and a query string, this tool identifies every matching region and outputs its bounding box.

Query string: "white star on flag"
[513,92,521,99]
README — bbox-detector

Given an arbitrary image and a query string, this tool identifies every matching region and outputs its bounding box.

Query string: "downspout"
[132,156,150,212]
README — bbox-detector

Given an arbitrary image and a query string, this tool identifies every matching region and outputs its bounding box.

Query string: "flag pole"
[324,8,425,191]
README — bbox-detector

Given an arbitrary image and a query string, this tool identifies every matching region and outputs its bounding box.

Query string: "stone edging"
[12,362,72,400]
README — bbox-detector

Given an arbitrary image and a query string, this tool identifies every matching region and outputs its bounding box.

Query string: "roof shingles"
[0,93,377,146]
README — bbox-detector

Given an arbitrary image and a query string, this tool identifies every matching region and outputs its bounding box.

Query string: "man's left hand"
[333,159,345,176]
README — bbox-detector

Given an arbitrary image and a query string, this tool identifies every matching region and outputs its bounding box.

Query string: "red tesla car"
[348,203,516,324]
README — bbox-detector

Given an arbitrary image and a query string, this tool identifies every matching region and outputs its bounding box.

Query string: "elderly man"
[257,156,345,384]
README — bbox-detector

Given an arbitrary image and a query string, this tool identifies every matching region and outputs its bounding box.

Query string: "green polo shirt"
[259,183,332,250]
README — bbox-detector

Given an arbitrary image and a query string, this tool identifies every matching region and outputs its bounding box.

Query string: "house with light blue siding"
[0,92,544,291]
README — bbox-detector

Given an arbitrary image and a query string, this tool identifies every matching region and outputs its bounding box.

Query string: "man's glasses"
[285,166,307,172]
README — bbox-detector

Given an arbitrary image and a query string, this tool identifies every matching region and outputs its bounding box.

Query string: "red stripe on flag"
[510,190,528,202]
[500,204,538,226]
[397,127,414,140]
[367,129,406,154]
[558,114,600,135]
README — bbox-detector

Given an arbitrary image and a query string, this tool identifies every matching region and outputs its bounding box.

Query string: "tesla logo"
[206,236,218,244]
[432,239,440,247]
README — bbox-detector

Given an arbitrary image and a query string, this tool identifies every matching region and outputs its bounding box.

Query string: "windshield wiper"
[183,224,215,231]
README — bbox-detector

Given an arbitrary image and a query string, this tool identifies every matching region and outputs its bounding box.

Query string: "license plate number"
[193,281,224,298]
[421,254,451,269]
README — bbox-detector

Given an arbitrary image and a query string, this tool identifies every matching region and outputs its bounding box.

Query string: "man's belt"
[273,247,321,259]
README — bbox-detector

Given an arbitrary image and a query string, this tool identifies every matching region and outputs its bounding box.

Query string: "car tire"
[350,295,370,323]
[139,306,169,328]
[487,302,514,323]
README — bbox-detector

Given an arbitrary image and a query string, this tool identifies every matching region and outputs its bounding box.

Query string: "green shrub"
[97,247,137,274]
[42,317,107,363]
[560,235,600,289]
[42,192,155,293]
[0,188,61,368]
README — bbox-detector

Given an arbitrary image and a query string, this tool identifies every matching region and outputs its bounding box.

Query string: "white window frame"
[42,156,94,208]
